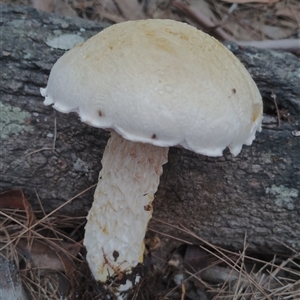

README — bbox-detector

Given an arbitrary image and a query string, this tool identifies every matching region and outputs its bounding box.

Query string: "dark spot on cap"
[113,250,119,262]
[144,204,152,211]
[151,134,157,139]
[98,110,104,117]
[232,88,236,94]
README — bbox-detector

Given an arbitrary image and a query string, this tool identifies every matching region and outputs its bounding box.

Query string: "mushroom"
[40,19,263,296]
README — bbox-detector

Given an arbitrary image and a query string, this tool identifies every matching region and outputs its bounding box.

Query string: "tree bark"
[1,4,300,255]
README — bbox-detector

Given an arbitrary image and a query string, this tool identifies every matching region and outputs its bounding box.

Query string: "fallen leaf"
[32,0,54,13]
[275,6,296,19]
[54,0,76,17]
[0,190,35,227]
[262,24,294,39]
[183,245,208,273]
[17,238,80,282]
[113,0,144,20]
[18,238,65,270]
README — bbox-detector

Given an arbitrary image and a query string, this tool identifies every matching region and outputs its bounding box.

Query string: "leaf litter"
[0,189,86,299]
[1,189,299,299]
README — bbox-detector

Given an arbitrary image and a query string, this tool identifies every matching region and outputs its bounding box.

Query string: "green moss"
[0,101,33,139]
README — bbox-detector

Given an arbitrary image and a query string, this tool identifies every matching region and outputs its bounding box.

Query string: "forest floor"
[0,1,299,299]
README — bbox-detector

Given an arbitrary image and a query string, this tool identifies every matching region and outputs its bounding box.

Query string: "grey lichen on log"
[0,4,299,255]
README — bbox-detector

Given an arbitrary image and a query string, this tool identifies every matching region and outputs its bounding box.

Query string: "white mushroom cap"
[41,19,263,157]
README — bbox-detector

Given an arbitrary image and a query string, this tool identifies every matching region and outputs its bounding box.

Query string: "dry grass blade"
[149,218,300,300]
[0,187,96,299]
[0,184,96,252]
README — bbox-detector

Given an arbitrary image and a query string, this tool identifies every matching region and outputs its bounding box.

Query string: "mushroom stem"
[84,131,168,289]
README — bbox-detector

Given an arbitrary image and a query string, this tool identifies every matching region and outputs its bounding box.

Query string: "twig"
[25,148,55,157]
[271,91,281,127]
[180,282,185,300]
[52,117,57,152]
[237,39,300,53]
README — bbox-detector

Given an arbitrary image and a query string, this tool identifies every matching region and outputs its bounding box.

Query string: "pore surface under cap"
[41,19,263,157]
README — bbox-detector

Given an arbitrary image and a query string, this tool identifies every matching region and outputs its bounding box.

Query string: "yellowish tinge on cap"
[41,19,263,157]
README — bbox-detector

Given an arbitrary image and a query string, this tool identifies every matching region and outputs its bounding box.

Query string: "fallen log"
[1,4,299,255]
